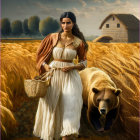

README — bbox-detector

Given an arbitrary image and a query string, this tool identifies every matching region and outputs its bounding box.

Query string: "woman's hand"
[61,64,85,72]
[61,66,74,72]
[44,64,51,72]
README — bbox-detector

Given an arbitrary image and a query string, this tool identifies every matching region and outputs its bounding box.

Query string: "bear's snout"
[100,108,106,115]
[99,101,108,116]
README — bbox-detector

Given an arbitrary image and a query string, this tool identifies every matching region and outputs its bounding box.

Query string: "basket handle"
[34,67,59,80]
[40,68,56,80]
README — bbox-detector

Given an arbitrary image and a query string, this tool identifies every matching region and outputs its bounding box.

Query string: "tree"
[1,18,11,36]
[28,16,40,34]
[22,19,30,35]
[11,20,23,36]
[39,17,60,36]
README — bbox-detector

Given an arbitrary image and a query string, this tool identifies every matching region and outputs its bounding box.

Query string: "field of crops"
[1,40,139,140]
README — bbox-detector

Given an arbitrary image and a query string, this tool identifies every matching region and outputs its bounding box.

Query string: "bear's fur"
[78,67,135,140]
[79,67,122,132]
[78,42,139,140]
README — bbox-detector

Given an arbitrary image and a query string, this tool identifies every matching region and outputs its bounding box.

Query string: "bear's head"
[87,87,122,132]
[92,87,121,115]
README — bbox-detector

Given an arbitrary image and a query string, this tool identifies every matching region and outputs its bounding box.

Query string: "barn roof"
[99,14,139,30]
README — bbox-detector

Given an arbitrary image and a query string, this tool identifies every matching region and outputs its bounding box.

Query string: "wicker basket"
[24,70,54,98]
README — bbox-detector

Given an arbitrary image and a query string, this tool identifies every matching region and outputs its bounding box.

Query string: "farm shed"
[99,14,139,42]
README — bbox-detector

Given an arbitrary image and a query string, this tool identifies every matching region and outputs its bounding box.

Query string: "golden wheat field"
[1,40,140,140]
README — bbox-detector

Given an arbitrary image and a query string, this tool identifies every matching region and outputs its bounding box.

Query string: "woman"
[33,11,88,140]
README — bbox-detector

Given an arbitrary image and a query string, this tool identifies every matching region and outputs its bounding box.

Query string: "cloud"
[114,0,121,5]
[79,0,87,7]
[32,0,140,21]
[70,6,97,19]
[72,7,90,18]
[32,1,95,19]
[111,0,140,19]
[32,2,66,18]
[90,0,140,19]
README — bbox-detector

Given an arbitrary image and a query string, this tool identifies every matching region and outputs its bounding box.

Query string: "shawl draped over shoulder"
[36,33,87,75]
[36,33,59,75]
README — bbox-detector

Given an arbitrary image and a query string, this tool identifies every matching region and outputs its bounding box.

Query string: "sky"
[2,0,140,36]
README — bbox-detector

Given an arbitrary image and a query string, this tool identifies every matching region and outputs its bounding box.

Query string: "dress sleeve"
[36,34,53,75]
[77,41,87,68]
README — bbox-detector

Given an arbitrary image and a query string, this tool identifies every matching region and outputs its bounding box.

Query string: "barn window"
[106,24,109,28]
[117,23,120,28]
[113,17,115,20]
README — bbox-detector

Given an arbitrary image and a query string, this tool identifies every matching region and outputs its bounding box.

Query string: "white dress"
[33,42,86,140]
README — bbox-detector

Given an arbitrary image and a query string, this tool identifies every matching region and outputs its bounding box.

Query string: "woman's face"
[61,18,74,32]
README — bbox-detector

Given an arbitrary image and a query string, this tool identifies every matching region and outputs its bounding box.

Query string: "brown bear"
[79,67,122,134]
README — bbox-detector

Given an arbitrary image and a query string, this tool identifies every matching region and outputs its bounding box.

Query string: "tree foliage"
[1,16,60,37]
[11,20,23,35]
[39,17,60,36]
[22,19,30,35]
[1,18,11,36]
[28,16,40,34]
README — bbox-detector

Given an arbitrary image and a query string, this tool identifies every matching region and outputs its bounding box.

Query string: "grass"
[1,40,139,140]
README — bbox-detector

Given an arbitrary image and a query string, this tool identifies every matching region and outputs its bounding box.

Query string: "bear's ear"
[115,89,122,96]
[92,88,99,94]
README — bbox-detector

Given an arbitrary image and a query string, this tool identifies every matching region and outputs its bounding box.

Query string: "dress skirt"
[33,60,83,140]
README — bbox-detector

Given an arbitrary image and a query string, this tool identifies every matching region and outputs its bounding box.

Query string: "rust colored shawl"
[36,33,60,75]
[36,32,87,75]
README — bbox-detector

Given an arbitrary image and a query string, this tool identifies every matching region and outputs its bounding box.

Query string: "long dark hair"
[59,11,88,49]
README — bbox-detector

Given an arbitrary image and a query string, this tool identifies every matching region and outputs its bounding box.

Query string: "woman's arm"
[42,62,51,72]
[36,33,59,75]
[61,64,84,72]
[76,40,87,69]
[61,40,87,72]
